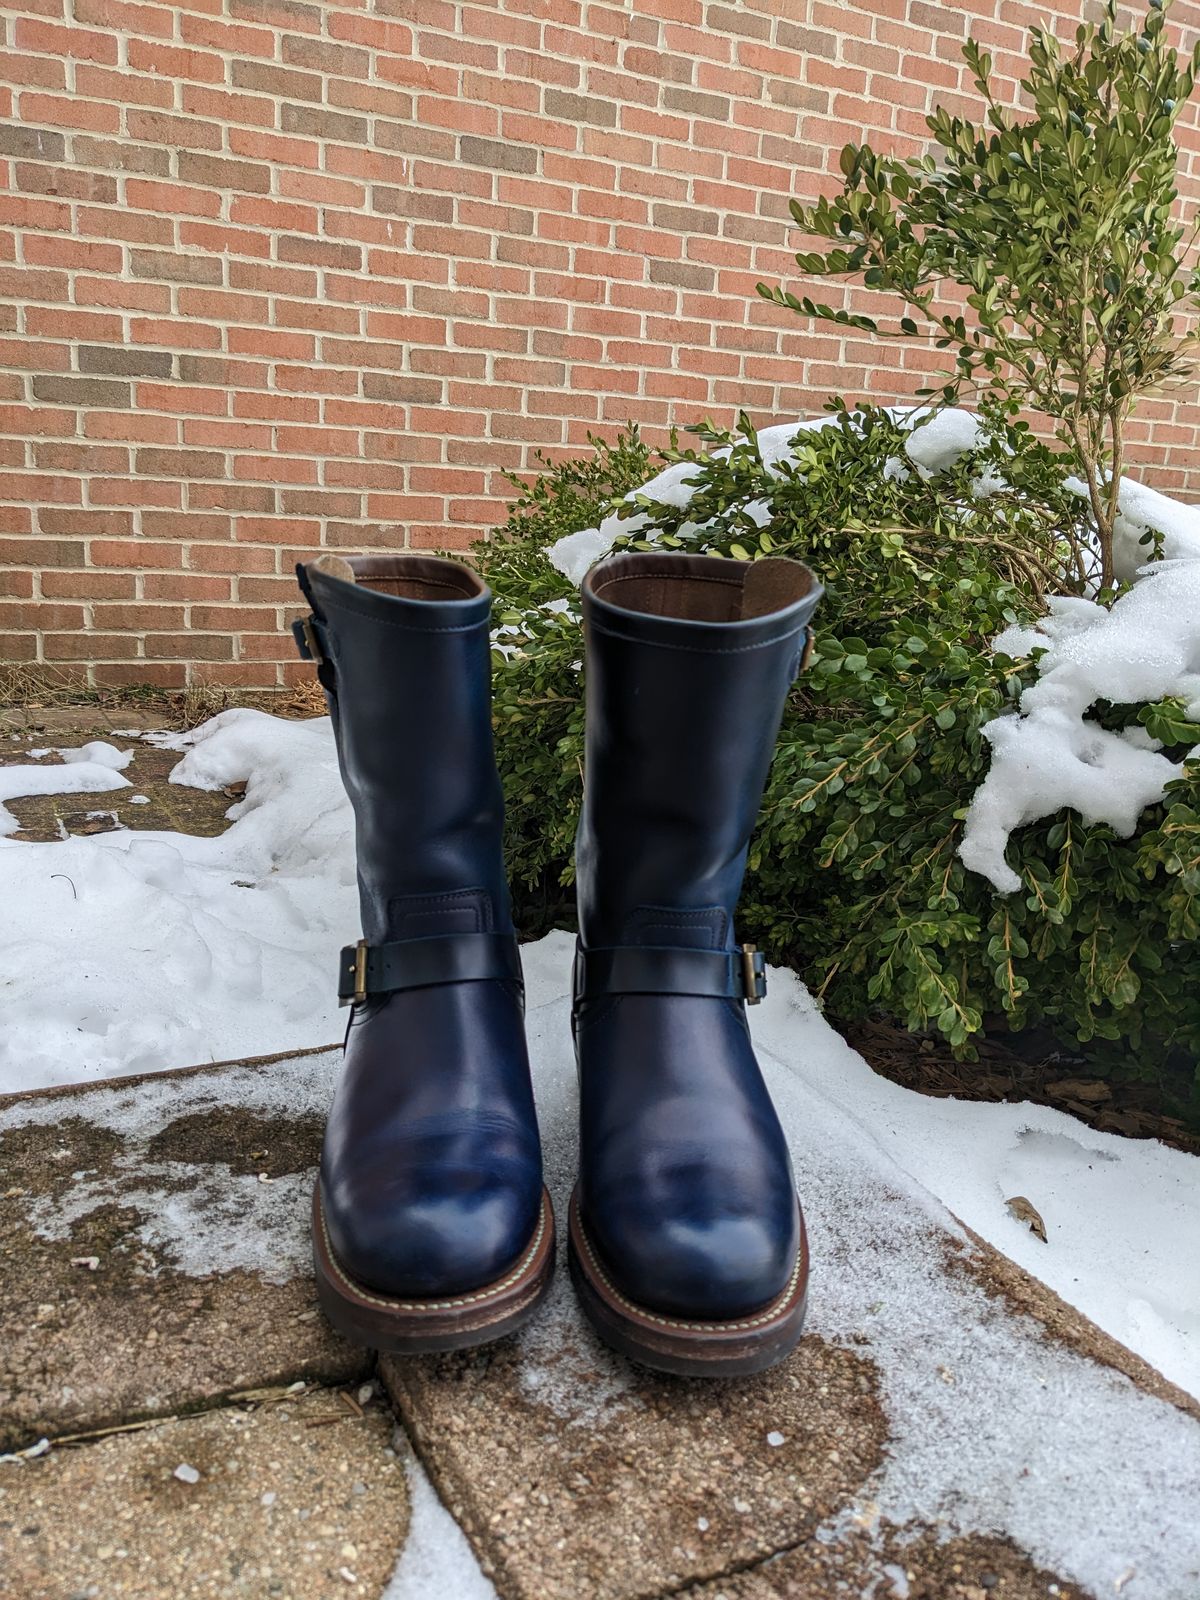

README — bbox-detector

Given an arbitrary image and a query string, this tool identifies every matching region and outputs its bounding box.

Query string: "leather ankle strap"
[573,942,766,1005]
[338,932,522,1005]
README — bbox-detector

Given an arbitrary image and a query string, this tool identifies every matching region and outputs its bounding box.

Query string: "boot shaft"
[575,553,821,954]
[295,553,511,946]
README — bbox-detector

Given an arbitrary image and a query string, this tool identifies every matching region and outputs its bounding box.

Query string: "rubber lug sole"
[312,1181,555,1354]
[567,1185,808,1377]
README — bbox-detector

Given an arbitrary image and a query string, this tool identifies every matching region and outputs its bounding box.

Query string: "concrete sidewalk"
[2,1035,1198,1600]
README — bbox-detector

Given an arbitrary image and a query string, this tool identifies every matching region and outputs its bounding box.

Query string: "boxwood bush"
[474,412,1200,1122]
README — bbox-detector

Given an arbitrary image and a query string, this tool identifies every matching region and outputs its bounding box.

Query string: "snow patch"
[383,1447,498,1600]
[963,561,1200,891]
[545,416,839,584]
[1,1049,340,1284]
[0,710,352,1088]
[904,409,983,475]
[58,740,132,771]
[0,759,131,837]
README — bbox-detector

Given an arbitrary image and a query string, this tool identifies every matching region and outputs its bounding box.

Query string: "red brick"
[127,38,225,84]
[91,661,186,687]
[0,53,68,90]
[13,18,119,64]
[73,0,174,33]
[18,94,120,133]
[41,570,136,599]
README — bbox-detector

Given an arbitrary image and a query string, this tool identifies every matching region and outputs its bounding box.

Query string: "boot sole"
[567,1185,808,1377]
[312,1182,556,1354]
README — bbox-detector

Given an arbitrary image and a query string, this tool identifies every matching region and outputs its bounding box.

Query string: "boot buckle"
[352,938,369,1005]
[741,943,766,1005]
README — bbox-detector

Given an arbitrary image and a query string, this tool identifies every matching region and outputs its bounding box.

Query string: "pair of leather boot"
[293,548,822,1376]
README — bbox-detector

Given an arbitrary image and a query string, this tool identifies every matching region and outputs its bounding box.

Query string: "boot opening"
[309,552,486,603]
[587,552,814,624]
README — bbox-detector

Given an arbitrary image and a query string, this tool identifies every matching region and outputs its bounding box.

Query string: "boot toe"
[587,1197,799,1322]
[321,1165,541,1301]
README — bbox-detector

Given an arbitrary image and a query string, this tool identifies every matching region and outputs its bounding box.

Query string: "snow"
[962,557,1200,891]
[545,416,836,583]
[904,408,983,475]
[383,1446,498,1600]
[58,739,132,771]
[0,757,131,836]
[2,1047,337,1284]
[0,709,352,1088]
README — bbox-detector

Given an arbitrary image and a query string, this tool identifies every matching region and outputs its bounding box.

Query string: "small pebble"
[766,1430,786,1447]
[697,1516,710,1532]
[261,1491,276,1507]
[173,1463,200,1485]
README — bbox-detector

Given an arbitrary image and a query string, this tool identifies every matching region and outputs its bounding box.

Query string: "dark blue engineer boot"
[568,552,822,1375]
[293,553,553,1352]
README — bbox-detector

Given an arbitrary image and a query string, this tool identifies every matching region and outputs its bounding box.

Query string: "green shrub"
[474,411,1200,1122]
[476,431,652,924]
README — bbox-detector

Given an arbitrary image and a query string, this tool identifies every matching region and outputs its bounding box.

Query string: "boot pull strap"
[338,932,523,1006]
[293,562,338,696]
[574,943,766,1006]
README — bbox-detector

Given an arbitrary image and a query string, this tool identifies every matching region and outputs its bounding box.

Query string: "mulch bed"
[840,1013,1200,1158]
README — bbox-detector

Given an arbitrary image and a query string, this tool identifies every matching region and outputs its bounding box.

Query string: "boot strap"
[338,933,522,1006]
[573,943,766,1006]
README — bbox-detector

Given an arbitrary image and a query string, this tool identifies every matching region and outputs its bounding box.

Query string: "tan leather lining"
[589,554,813,623]
[311,552,485,602]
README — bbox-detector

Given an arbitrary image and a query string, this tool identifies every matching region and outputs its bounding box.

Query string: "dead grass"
[0,665,327,726]
[281,677,326,718]
[0,663,169,713]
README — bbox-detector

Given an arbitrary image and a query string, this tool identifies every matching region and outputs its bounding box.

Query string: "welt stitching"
[575,1208,804,1333]
[320,1193,547,1312]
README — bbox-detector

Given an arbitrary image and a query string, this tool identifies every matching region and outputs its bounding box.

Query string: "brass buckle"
[301,615,324,666]
[799,625,815,675]
[353,938,368,1005]
[741,942,764,1005]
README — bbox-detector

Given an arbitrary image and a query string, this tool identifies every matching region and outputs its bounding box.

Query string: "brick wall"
[2,0,1199,688]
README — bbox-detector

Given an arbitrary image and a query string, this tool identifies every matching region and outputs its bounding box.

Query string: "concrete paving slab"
[4,1012,1197,1600]
[0,1051,366,1451]
[681,1526,1073,1600]
[381,982,1200,1600]
[0,1385,408,1600]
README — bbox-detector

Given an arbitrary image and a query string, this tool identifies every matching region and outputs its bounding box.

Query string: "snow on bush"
[963,562,1200,891]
